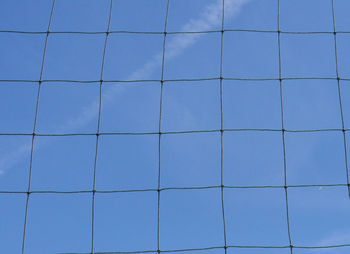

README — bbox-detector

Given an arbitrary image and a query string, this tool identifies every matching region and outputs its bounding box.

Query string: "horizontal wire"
[1,183,348,194]
[1,77,350,84]
[58,242,350,254]
[0,128,349,137]
[2,29,350,35]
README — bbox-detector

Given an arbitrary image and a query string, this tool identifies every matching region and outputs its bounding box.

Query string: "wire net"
[0,0,350,254]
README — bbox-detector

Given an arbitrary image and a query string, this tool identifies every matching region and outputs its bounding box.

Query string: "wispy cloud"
[305,231,350,254]
[59,0,250,132]
[0,0,250,175]
[0,141,32,176]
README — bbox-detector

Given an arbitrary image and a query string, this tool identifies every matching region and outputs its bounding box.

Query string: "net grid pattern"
[0,0,349,254]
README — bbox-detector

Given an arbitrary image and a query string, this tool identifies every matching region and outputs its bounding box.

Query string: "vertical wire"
[331,0,350,197]
[277,0,293,253]
[91,1,114,253]
[21,1,56,253]
[157,0,171,252]
[219,0,228,252]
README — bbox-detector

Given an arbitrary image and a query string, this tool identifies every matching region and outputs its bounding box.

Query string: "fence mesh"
[0,0,350,254]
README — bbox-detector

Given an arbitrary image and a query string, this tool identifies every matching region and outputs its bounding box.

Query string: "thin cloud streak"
[306,231,350,254]
[0,0,250,174]
[58,0,250,132]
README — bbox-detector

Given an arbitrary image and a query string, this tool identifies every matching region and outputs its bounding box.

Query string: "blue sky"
[1,0,350,254]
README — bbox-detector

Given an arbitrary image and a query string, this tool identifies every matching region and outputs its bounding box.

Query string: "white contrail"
[0,0,250,175]
[58,0,250,132]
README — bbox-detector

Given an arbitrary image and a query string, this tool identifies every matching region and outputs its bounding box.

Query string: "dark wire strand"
[157,0,171,252]
[1,183,348,195]
[331,0,350,197]
[0,128,350,137]
[219,0,228,252]
[21,1,56,254]
[2,28,350,35]
[277,0,294,253]
[57,242,350,254]
[2,76,350,85]
[90,1,114,253]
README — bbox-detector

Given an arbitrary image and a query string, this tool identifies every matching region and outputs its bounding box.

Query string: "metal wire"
[1,76,350,85]
[157,0,171,252]
[20,1,56,253]
[331,0,350,197]
[277,0,293,253]
[90,1,114,253]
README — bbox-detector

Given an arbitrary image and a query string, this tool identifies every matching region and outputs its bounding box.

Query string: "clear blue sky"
[0,0,350,254]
